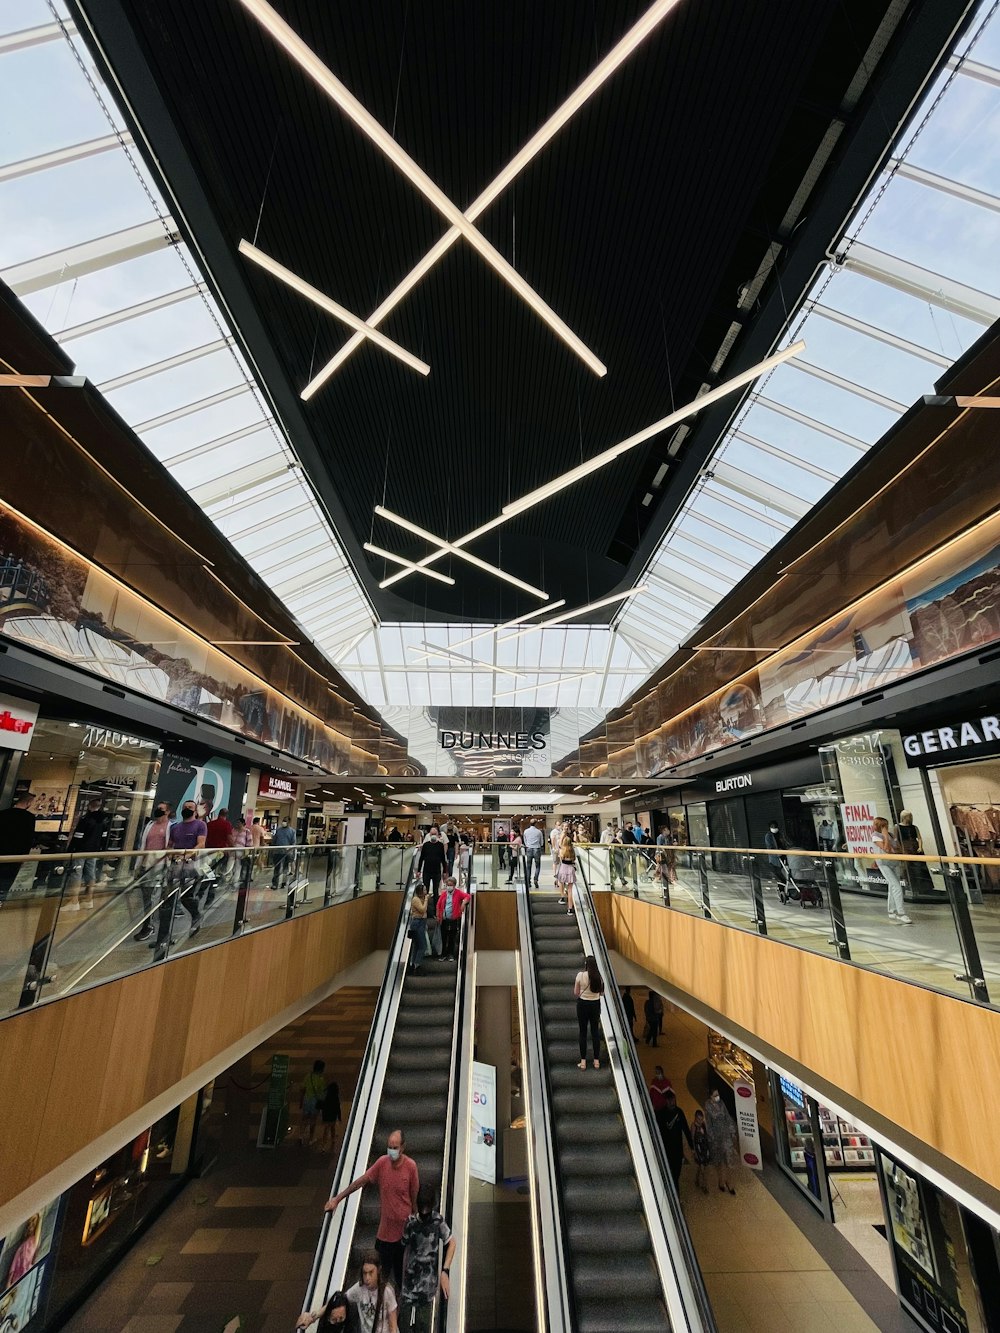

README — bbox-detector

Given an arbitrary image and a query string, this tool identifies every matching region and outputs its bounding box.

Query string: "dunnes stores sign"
[440,731,546,751]
[903,711,1000,767]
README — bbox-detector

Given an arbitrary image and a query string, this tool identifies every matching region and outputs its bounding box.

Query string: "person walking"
[408,882,429,974]
[691,1108,711,1193]
[574,954,604,1070]
[417,827,447,906]
[0,793,36,906]
[69,797,111,907]
[644,990,664,1046]
[895,810,934,894]
[300,1059,327,1147]
[764,821,789,894]
[134,802,172,941]
[204,805,235,893]
[549,820,564,881]
[232,815,254,889]
[271,817,297,892]
[610,826,627,889]
[704,1089,738,1195]
[346,1252,398,1333]
[522,820,544,888]
[436,877,471,961]
[319,1077,342,1154]
[400,1188,456,1332]
[154,801,206,958]
[872,816,912,923]
[556,836,577,915]
[506,828,523,884]
[659,1090,693,1189]
[496,824,509,870]
[324,1130,419,1292]
[622,985,636,1036]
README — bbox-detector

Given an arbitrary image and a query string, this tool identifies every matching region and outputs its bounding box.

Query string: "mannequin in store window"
[894,810,934,895]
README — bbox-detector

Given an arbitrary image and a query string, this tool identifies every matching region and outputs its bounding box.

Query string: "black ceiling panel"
[73,0,934,623]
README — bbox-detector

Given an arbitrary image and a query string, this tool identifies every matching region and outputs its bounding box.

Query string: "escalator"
[518,880,716,1333]
[305,882,475,1325]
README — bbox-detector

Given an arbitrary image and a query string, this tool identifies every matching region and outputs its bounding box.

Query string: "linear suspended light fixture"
[363,541,455,585]
[501,342,806,519]
[237,0,605,377]
[410,601,568,662]
[299,0,684,395]
[499,587,648,642]
[378,512,510,591]
[238,241,429,376]
[493,670,598,699]
[375,506,549,599]
[418,644,527,679]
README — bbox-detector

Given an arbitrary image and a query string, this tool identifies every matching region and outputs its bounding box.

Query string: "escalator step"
[555,1116,624,1146]
[564,1178,641,1211]
[574,1296,670,1333]
[551,1089,619,1117]
[573,1253,663,1300]
[394,1006,456,1028]
[383,1070,451,1097]
[548,1064,612,1087]
[559,1144,633,1176]
[388,1047,451,1072]
[569,1214,651,1253]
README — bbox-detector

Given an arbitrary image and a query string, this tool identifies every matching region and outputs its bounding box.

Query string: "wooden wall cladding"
[475,893,517,951]
[603,895,1000,1191]
[0,896,380,1209]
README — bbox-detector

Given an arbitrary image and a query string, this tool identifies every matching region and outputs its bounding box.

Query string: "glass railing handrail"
[0,842,414,1019]
[443,882,476,1333]
[466,840,996,865]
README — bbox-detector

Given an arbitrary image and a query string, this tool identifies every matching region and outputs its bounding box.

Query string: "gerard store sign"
[903,711,1000,767]
[0,694,38,752]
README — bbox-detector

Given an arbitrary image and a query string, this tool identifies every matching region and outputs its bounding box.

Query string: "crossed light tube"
[377,341,806,594]
[237,0,686,393]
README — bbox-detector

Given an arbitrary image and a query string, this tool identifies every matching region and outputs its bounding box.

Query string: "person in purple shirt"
[153,802,206,960]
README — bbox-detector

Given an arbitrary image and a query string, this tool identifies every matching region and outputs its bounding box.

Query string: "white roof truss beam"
[835,242,1000,326]
[0,20,77,54]
[97,337,232,393]
[753,396,868,451]
[135,382,251,433]
[709,462,810,521]
[785,357,909,414]
[0,131,131,183]
[947,53,1000,89]
[731,430,839,482]
[54,283,205,342]
[808,303,952,368]
[2,219,179,296]
[889,158,1000,216]
[193,458,291,509]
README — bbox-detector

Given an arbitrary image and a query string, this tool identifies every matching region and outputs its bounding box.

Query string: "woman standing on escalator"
[574,955,605,1070]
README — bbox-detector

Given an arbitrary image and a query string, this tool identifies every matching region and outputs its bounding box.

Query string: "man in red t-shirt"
[649,1066,673,1138]
[205,807,235,893]
[323,1128,419,1290]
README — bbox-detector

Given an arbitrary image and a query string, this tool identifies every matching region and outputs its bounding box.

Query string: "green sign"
[259,1054,290,1148]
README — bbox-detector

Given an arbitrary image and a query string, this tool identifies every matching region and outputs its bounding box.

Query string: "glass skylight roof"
[3,3,999,714]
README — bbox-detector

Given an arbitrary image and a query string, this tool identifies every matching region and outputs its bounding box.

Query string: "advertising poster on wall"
[733,1080,763,1171]
[154,753,232,820]
[470,1061,497,1184]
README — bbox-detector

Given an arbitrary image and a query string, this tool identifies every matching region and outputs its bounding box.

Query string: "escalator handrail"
[574,865,718,1332]
[442,878,476,1332]
[302,866,416,1313]
[515,885,574,1333]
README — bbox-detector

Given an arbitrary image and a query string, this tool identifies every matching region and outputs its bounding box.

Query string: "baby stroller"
[779,851,825,909]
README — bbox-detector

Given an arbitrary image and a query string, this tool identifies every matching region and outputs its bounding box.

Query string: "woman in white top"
[574,955,605,1070]
[345,1252,398,1333]
[871,816,912,923]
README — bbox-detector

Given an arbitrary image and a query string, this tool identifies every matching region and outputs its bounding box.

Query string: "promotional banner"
[470,1061,497,1184]
[734,1079,763,1171]
[155,753,232,820]
[840,800,878,855]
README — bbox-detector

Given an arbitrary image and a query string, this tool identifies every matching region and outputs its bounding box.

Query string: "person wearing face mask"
[704,1089,738,1195]
[296,1290,357,1330]
[133,803,172,942]
[417,827,447,907]
[153,801,206,960]
[400,1187,456,1332]
[323,1129,419,1293]
[764,820,789,895]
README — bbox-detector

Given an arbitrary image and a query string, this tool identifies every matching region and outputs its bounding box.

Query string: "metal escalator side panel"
[574,863,717,1332]
[444,883,476,1333]
[515,885,574,1333]
[303,864,417,1312]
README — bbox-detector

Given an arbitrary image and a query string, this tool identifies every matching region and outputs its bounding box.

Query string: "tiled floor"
[628,993,910,1332]
[62,985,378,1333]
